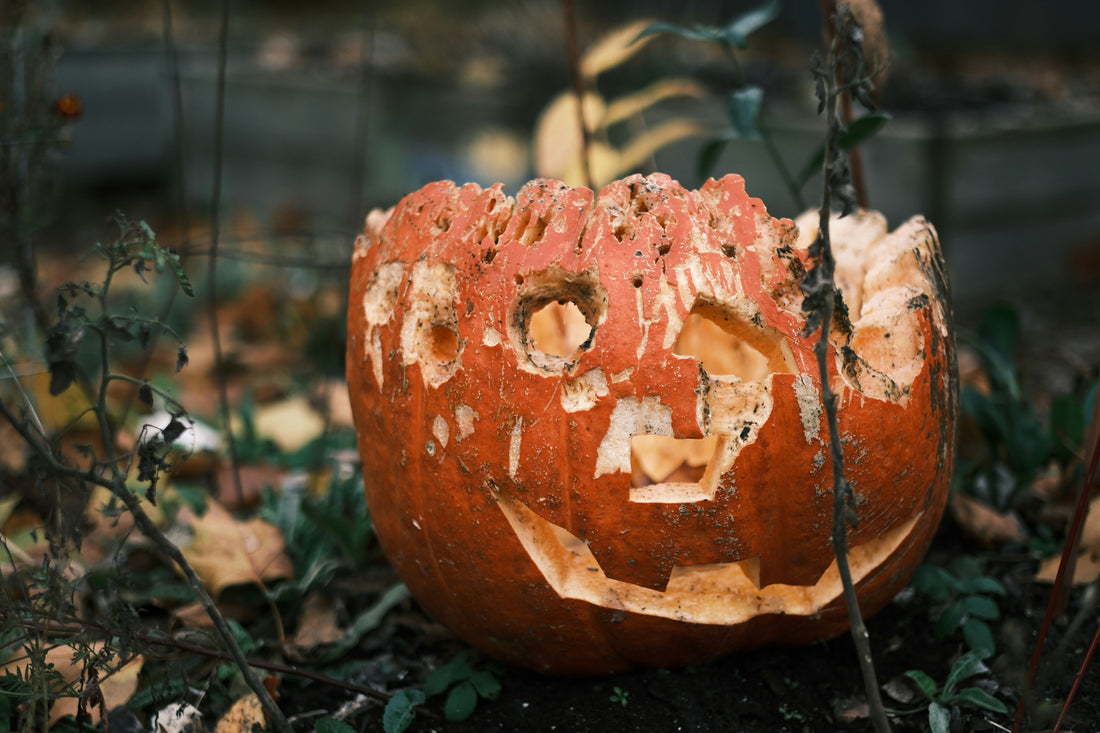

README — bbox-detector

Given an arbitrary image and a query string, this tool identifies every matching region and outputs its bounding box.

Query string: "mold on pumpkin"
[347,173,957,676]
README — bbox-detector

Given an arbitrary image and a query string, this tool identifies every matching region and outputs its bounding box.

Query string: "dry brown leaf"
[1036,544,1100,585]
[291,592,344,650]
[949,492,1026,547]
[179,500,294,596]
[215,693,267,732]
[1035,497,1100,585]
[0,644,143,727]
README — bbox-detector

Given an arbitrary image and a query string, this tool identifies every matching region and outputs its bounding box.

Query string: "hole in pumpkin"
[529,300,592,360]
[673,300,796,381]
[426,323,460,363]
[629,434,718,503]
[674,313,770,381]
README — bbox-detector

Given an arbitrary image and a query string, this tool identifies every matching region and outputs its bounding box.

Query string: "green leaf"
[977,304,1020,367]
[469,670,502,700]
[634,22,719,44]
[727,86,764,140]
[944,651,990,697]
[950,686,1008,713]
[928,701,951,733]
[382,689,426,733]
[425,651,473,697]
[909,564,959,602]
[962,618,996,656]
[903,669,938,701]
[444,681,479,722]
[315,718,357,733]
[958,575,1006,596]
[316,583,409,663]
[717,0,782,48]
[1050,393,1086,459]
[796,112,891,189]
[960,595,1000,621]
[933,601,967,639]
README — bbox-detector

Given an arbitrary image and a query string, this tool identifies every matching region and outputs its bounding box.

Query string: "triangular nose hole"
[673,311,771,381]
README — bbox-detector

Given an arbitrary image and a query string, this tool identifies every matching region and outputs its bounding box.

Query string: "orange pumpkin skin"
[347,173,957,676]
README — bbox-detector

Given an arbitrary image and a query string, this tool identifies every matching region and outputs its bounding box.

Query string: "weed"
[0,216,286,731]
[903,651,1008,733]
[639,0,888,208]
[778,703,804,721]
[609,685,630,708]
[959,303,1097,510]
[909,556,1006,655]
[379,651,503,732]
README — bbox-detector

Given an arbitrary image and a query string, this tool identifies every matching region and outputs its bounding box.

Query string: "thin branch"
[207,0,245,508]
[803,14,890,733]
[562,0,593,190]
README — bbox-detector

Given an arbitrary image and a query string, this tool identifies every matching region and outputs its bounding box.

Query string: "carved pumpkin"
[347,173,957,675]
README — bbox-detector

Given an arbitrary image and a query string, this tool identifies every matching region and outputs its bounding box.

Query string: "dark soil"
[272,516,1100,733]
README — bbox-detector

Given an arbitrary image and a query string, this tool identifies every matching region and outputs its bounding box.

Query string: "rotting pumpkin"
[346,173,957,676]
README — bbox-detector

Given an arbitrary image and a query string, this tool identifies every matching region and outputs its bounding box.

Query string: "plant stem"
[808,31,890,733]
[562,0,593,190]
[207,0,245,507]
[0,394,292,733]
[719,43,805,211]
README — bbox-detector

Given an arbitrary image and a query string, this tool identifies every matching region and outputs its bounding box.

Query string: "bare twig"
[562,0,593,190]
[802,10,890,733]
[207,0,246,508]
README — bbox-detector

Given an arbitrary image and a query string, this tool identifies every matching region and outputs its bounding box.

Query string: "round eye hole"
[529,300,592,361]
[509,265,608,374]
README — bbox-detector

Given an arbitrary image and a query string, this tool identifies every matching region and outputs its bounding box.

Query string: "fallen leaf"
[949,491,1026,547]
[179,500,294,596]
[250,395,326,452]
[215,693,267,732]
[1036,544,1100,585]
[290,592,344,651]
[0,643,143,727]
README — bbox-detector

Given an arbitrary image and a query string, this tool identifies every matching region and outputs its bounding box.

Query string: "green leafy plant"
[959,303,1098,510]
[909,557,1006,656]
[0,216,290,732]
[424,651,503,722]
[903,651,1008,733]
[609,685,630,708]
[638,0,888,208]
[377,651,502,732]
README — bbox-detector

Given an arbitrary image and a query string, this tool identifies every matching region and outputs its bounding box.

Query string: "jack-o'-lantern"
[346,173,957,675]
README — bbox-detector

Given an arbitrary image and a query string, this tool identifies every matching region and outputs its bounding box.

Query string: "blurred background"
[5,0,1100,320]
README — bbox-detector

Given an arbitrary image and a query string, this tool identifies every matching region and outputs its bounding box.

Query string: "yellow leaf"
[180,500,294,596]
[216,693,268,732]
[602,78,710,127]
[0,643,143,727]
[580,18,659,80]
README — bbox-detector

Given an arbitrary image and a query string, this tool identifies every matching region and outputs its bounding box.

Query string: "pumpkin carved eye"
[508,264,607,374]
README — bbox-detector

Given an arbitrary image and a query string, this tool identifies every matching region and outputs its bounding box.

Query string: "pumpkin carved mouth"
[495,487,922,623]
